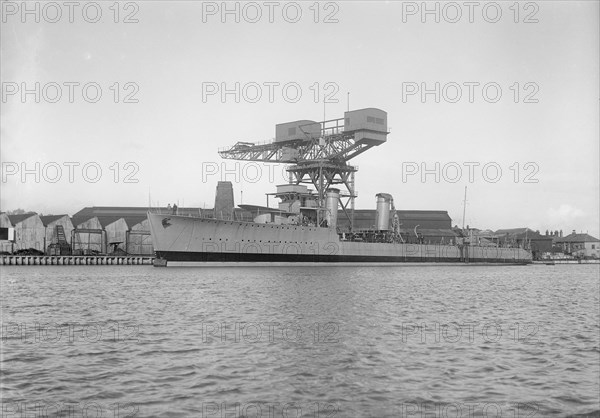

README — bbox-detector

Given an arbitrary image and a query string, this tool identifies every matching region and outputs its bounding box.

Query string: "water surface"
[1,264,599,417]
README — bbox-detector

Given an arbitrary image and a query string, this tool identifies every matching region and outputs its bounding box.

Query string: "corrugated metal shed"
[72,216,104,254]
[100,217,129,253]
[40,214,74,246]
[7,213,45,251]
[0,213,13,252]
[72,211,154,254]
[0,213,11,228]
[7,213,37,225]
[128,218,152,255]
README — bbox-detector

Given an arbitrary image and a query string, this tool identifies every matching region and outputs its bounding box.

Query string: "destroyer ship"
[148,108,532,266]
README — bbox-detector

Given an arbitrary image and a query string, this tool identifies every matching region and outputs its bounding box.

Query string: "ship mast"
[462,186,468,232]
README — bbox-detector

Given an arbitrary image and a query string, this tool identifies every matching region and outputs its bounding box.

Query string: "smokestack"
[375,193,393,231]
[215,181,235,220]
[325,189,340,229]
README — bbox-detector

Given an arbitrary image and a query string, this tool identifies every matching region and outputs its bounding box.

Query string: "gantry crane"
[218,108,389,230]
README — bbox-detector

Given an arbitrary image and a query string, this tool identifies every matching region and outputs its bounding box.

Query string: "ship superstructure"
[148,108,532,265]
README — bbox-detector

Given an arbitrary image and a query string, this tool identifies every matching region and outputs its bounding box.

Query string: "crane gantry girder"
[218,131,382,164]
[289,163,357,194]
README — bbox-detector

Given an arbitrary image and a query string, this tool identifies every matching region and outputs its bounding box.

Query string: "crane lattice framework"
[218,108,389,230]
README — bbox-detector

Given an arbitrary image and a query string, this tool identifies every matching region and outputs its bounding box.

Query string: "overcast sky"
[1,1,598,237]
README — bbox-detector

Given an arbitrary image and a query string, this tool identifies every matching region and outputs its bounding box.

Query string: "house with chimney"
[554,231,600,258]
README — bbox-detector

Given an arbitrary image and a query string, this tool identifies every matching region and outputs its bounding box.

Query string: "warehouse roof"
[40,214,70,226]
[121,216,149,228]
[103,216,144,228]
[71,214,150,229]
[73,206,155,217]
[71,215,102,228]
[96,216,129,228]
[7,213,38,225]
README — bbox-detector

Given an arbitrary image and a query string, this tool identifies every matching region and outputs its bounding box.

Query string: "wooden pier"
[1,255,154,266]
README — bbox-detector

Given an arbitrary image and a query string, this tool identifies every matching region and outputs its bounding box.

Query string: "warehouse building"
[98,217,129,254]
[40,215,74,254]
[69,209,158,255]
[127,217,153,255]
[7,213,45,252]
[0,213,14,253]
[0,213,10,228]
[71,215,105,255]
[73,209,157,255]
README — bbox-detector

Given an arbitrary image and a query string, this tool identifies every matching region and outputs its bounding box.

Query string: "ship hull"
[148,213,532,266]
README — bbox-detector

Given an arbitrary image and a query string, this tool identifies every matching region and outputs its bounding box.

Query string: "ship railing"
[147,208,209,218]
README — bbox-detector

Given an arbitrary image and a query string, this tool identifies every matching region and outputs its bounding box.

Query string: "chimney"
[572,230,576,235]
[214,181,235,220]
[560,230,563,237]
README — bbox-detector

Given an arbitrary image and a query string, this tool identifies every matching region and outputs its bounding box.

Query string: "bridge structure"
[218,108,389,230]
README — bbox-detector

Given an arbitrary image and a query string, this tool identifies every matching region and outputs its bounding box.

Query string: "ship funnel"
[325,188,340,229]
[375,193,393,231]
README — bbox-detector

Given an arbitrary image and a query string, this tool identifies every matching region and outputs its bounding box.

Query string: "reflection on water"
[1,265,599,417]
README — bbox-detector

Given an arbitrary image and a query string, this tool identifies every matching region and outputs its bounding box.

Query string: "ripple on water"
[0,264,598,417]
